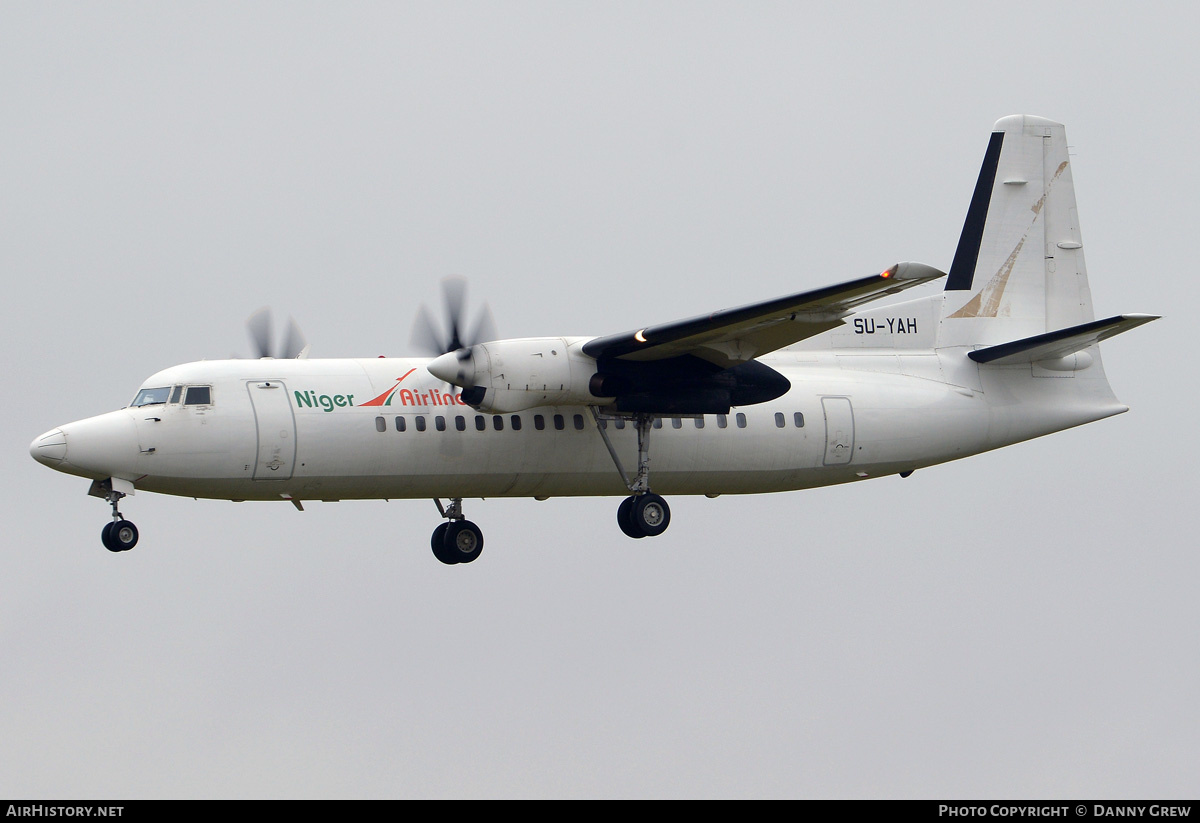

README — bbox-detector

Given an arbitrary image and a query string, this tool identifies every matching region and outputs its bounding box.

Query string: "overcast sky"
[2,1,1194,799]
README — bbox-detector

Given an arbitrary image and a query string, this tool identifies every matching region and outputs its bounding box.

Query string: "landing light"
[634,329,647,343]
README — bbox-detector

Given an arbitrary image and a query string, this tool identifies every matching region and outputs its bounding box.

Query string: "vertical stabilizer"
[939,115,1094,348]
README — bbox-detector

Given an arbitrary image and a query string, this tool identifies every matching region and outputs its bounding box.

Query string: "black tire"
[101,522,120,553]
[443,520,484,563]
[109,520,138,551]
[617,496,645,539]
[431,522,457,565]
[631,494,670,537]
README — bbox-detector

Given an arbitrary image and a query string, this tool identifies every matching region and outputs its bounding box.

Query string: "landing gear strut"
[430,498,484,565]
[592,409,672,539]
[99,487,138,553]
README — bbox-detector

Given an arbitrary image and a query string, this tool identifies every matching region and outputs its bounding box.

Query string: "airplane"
[29,115,1158,565]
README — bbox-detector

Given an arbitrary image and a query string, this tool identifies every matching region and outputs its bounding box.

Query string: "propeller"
[411,277,497,359]
[246,308,310,359]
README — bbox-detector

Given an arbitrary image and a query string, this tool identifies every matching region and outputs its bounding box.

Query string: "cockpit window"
[131,387,171,407]
[169,385,183,404]
[184,386,212,406]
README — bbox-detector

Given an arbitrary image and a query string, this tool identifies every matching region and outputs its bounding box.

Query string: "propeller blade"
[411,304,448,356]
[411,276,499,359]
[441,277,468,353]
[281,317,309,359]
[246,308,273,359]
[246,308,310,359]
[469,302,497,348]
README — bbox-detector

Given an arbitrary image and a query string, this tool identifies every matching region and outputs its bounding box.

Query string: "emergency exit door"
[822,396,855,466]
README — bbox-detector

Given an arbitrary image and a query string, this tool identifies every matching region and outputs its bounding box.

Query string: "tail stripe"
[945,131,1005,291]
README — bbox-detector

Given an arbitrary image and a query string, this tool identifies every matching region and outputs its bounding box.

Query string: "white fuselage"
[33,337,1127,504]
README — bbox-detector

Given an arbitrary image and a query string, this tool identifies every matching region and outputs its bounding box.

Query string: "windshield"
[131,387,171,407]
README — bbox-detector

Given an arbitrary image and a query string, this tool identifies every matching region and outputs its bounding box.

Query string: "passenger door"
[248,380,296,480]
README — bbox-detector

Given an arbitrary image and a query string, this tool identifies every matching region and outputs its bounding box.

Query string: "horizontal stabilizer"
[967,314,1159,364]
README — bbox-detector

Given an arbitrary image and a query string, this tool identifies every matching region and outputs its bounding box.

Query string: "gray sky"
[2,1,1194,799]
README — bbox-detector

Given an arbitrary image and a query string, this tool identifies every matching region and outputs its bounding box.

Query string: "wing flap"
[582,262,946,367]
[967,314,1159,364]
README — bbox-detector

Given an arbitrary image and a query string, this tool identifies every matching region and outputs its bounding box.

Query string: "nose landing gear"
[101,518,139,552]
[97,484,139,552]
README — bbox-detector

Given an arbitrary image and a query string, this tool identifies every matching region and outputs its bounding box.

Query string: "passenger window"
[493,415,504,431]
[435,416,446,432]
[671,418,682,429]
[794,412,805,428]
[455,416,466,432]
[534,415,545,431]
[475,416,486,432]
[775,412,785,428]
[736,413,747,429]
[415,416,427,432]
[184,386,212,405]
[652,418,662,429]
[395,416,406,432]
[573,414,584,430]
[511,415,522,431]
[694,417,705,429]
[717,414,728,429]
[554,414,565,431]
[614,419,625,430]
[375,416,386,432]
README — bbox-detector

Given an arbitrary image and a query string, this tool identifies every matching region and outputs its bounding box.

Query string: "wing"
[581,262,946,368]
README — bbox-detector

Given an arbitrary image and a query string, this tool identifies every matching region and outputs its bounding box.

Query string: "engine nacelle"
[428,337,609,413]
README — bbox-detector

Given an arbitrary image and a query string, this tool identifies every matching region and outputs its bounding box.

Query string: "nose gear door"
[248,380,296,480]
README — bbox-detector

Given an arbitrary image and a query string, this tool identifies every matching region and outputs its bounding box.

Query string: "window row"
[131,384,212,407]
[374,411,805,433]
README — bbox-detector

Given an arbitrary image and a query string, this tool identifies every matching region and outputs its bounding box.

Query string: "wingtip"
[887,262,948,282]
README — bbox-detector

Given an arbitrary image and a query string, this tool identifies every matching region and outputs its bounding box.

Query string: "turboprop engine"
[428,335,792,415]
[427,337,609,413]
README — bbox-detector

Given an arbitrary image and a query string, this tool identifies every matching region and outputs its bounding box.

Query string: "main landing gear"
[100,487,139,553]
[592,409,672,539]
[430,497,484,565]
[616,492,671,539]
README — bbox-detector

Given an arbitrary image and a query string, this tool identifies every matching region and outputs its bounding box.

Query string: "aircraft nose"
[35,411,141,477]
[30,428,68,466]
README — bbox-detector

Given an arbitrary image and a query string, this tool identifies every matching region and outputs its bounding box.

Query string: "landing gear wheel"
[103,520,138,552]
[630,494,670,537]
[617,496,645,539]
[430,522,457,565]
[443,520,484,564]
